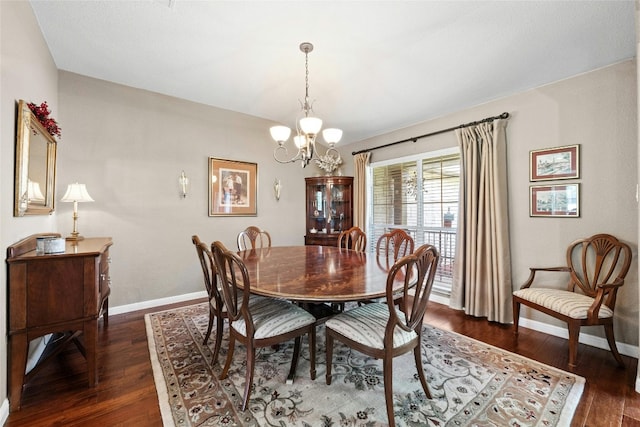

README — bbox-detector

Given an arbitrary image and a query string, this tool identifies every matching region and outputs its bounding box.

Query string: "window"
[368,148,459,295]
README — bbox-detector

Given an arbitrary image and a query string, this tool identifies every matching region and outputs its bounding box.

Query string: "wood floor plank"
[5,298,638,426]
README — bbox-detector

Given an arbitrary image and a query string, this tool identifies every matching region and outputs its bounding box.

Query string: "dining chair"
[359,228,415,306]
[325,244,440,427]
[376,228,414,268]
[513,233,632,368]
[338,226,367,252]
[237,226,271,251]
[192,235,224,362]
[211,240,317,411]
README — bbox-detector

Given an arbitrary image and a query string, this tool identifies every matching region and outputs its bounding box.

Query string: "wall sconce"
[178,170,189,198]
[274,179,282,201]
[61,182,94,241]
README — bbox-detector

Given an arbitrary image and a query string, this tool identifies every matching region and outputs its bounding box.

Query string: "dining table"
[237,245,403,304]
[237,245,405,383]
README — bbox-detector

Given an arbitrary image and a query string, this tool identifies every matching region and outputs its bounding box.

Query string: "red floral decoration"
[27,101,62,139]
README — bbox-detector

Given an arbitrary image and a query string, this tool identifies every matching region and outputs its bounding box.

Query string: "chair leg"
[512,299,521,335]
[567,323,580,369]
[211,316,224,364]
[413,346,431,399]
[220,334,235,380]
[242,344,256,411]
[383,355,396,427]
[309,329,316,381]
[325,331,334,385]
[604,323,625,368]
[203,307,214,345]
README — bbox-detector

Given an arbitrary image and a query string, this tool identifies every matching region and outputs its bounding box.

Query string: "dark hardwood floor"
[5,299,640,426]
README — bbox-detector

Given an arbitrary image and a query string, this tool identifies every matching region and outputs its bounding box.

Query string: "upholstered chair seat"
[325,303,417,350]
[513,288,614,319]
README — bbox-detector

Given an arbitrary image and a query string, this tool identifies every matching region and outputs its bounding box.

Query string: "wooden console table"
[6,234,112,411]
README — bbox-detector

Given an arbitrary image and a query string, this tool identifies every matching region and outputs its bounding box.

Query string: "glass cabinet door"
[305,176,353,246]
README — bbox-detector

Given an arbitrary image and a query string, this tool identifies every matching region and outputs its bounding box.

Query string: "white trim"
[369,146,459,167]
[518,317,639,359]
[429,295,639,359]
[0,398,9,426]
[109,291,207,316]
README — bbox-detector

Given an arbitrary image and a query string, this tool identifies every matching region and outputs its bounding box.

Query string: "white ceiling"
[30,0,636,144]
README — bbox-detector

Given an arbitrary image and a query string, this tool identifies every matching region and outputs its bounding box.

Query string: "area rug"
[145,303,584,426]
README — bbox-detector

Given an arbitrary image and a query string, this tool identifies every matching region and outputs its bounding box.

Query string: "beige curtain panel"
[450,119,512,324]
[353,152,370,229]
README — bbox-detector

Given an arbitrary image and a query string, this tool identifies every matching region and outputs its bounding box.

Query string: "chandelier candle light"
[270,42,343,168]
[61,183,94,241]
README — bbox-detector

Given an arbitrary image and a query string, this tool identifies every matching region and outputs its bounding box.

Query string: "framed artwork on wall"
[530,144,580,181]
[530,183,580,217]
[208,157,257,216]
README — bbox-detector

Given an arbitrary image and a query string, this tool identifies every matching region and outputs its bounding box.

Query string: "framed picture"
[530,144,580,181]
[530,184,580,217]
[208,157,257,216]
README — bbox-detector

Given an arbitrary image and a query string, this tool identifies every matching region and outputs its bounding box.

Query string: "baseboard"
[1,398,9,427]
[518,317,639,359]
[110,291,207,316]
[427,294,639,359]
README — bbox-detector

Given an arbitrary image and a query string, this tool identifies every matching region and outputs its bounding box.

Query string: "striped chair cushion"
[231,297,315,339]
[513,288,613,319]
[325,303,417,350]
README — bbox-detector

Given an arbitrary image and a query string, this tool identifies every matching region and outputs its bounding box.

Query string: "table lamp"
[61,182,94,241]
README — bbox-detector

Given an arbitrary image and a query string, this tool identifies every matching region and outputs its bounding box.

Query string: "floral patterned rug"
[145,303,584,426]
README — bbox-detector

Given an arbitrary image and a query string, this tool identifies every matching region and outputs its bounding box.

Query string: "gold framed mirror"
[14,99,57,216]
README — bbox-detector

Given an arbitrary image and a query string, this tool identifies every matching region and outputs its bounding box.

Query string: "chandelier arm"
[324,146,341,159]
[273,145,305,165]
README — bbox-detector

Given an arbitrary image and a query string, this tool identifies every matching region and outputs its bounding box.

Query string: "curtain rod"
[351,112,509,156]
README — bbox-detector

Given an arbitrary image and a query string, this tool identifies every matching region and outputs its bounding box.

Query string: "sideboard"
[6,234,113,411]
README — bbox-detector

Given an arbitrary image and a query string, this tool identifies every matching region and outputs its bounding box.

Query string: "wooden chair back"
[386,244,439,333]
[376,229,414,259]
[337,226,367,252]
[191,235,217,302]
[237,226,271,251]
[211,241,250,325]
[566,234,632,307]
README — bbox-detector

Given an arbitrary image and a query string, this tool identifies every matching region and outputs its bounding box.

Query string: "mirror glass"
[14,99,57,216]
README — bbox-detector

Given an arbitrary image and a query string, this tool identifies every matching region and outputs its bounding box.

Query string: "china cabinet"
[304,176,353,246]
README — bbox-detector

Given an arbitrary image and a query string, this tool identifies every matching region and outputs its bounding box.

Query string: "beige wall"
[56,71,310,307]
[346,60,639,347]
[1,0,60,416]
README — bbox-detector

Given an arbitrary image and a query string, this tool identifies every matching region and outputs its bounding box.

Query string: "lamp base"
[66,233,85,241]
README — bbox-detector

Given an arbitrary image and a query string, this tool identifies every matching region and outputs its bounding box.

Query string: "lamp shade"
[322,128,343,145]
[27,179,45,201]
[270,125,291,143]
[293,134,307,149]
[61,183,94,203]
[299,117,322,135]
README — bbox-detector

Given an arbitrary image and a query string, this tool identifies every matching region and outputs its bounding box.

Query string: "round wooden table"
[238,245,401,303]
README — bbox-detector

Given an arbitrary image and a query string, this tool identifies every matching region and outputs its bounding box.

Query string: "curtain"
[353,152,370,229]
[450,119,512,323]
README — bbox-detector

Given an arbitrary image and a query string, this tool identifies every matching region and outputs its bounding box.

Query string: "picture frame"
[530,183,580,217]
[208,157,257,216]
[530,144,580,181]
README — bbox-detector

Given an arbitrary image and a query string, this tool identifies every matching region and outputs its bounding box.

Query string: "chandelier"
[270,42,342,168]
